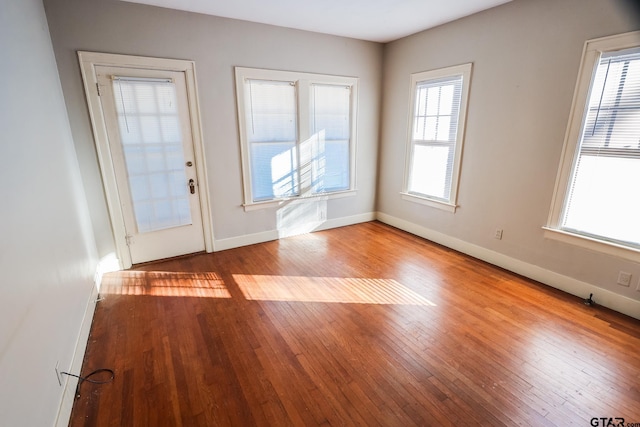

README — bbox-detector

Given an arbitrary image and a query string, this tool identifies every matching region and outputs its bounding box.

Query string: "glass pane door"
[112,77,192,233]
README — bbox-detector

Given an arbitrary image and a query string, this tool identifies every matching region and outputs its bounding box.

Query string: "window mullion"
[297,80,311,195]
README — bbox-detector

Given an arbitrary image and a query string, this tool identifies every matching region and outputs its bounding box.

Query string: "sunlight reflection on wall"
[234,274,436,305]
[94,252,121,293]
[276,197,327,238]
[100,271,231,298]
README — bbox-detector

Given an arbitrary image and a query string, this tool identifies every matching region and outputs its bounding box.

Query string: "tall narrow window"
[235,68,357,208]
[403,63,472,212]
[563,48,640,245]
[310,84,351,193]
[546,31,640,260]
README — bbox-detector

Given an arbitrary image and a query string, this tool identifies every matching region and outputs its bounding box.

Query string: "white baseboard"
[213,212,376,251]
[55,279,99,427]
[314,212,376,232]
[214,229,279,251]
[376,212,640,320]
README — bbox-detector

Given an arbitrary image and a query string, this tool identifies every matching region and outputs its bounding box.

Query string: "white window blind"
[561,48,640,248]
[310,84,351,193]
[244,79,298,201]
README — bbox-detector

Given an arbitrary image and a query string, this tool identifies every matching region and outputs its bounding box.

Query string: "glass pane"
[112,78,192,233]
[160,116,181,143]
[424,117,437,141]
[563,155,640,246]
[413,78,462,143]
[311,85,350,140]
[437,116,452,141]
[582,52,640,151]
[310,84,351,193]
[309,137,349,193]
[408,145,452,200]
[414,117,426,140]
[250,142,298,201]
[426,86,440,116]
[416,86,427,116]
[439,85,454,115]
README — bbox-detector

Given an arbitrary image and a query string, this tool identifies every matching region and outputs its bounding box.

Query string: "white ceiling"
[122,0,513,43]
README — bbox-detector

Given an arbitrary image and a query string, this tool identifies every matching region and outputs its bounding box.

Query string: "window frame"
[401,63,472,213]
[235,67,358,210]
[544,30,640,262]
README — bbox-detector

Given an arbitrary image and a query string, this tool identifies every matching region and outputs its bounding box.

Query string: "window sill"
[542,227,640,262]
[400,192,457,213]
[243,190,356,212]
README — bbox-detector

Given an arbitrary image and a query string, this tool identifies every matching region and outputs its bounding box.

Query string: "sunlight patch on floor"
[234,274,436,305]
[101,271,231,298]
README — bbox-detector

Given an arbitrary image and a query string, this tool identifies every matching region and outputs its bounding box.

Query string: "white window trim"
[400,192,458,213]
[243,189,357,212]
[543,227,640,262]
[402,63,472,212]
[235,67,358,210]
[545,31,640,262]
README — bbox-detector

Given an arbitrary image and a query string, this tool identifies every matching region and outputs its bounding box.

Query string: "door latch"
[188,179,195,194]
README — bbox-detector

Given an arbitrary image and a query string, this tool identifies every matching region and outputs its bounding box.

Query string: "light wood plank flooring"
[69,221,640,426]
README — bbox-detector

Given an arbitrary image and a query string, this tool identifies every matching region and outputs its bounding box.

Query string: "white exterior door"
[95,65,205,264]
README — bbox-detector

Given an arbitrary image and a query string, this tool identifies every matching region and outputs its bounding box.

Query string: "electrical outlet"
[617,271,632,287]
[494,229,503,240]
[55,361,62,386]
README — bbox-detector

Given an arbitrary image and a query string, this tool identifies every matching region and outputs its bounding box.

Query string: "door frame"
[78,51,214,269]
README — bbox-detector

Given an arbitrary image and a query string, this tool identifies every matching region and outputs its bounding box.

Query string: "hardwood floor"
[69,221,640,426]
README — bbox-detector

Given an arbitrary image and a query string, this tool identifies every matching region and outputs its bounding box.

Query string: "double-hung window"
[546,31,640,260]
[235,67,357,208]
[402,63,472,212]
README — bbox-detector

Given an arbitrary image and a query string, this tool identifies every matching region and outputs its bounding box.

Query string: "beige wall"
[44,0,383,258]
[0,0,98,425]
[378,0,640,312]
[42,0,640,314]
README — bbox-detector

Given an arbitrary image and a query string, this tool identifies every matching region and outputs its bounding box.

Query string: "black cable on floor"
[61,368,115,399]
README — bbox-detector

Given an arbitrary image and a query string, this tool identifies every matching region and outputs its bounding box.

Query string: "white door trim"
[78,51,214,269]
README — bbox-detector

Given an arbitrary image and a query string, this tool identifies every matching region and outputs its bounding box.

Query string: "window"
[546,31,640,261]
[402,63,472,212]
[235,67,357,208]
